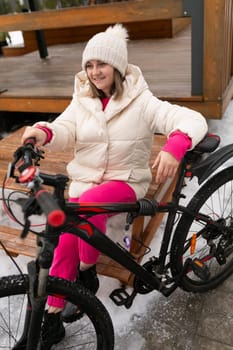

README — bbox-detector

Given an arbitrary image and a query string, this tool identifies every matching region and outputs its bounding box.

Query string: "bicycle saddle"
[192,133,220,154]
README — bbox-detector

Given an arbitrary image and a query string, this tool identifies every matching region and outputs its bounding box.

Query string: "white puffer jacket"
[37,64,208,198]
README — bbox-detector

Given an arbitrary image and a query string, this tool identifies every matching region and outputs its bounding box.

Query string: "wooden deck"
[0,25,193,114]
[0,0,232,119]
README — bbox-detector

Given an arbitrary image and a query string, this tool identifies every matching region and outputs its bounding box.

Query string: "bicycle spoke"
[0,274,114,349]
[172,167,233,292]
[0,294,27,348]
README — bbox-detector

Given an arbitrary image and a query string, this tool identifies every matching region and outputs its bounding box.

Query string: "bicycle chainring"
[133,259,160,294]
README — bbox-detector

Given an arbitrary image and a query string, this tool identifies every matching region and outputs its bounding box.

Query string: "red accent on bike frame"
[79,223,94,236]
[185,170,193,178]
[75,203,109,214]
[158,202,167,207]
[201,255,212,263]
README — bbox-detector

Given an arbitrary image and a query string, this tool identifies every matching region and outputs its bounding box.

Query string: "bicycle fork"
[13,261,48,350]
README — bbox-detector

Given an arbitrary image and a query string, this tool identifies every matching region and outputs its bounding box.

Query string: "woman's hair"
[88,69,124,100]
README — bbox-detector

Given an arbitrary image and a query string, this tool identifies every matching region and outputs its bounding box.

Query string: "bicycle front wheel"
[170,166,233,293]
[0,274,114,349]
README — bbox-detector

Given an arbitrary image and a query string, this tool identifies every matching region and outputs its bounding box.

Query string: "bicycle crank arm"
[159,281,179,297]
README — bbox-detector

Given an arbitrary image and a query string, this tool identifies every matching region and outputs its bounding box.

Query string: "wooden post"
[232,41,233,76]
[28,0,48,59]
[203,0,226,103]
[183,0,204,96]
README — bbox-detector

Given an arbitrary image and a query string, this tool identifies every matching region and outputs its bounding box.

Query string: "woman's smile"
[86,60,115,97]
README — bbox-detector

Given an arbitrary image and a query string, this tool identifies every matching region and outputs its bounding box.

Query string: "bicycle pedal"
[109,288,132,307]
[190,258,210,280]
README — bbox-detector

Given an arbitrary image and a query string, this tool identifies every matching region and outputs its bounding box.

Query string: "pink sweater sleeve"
[35,125,53,145]
[162,131,192,161]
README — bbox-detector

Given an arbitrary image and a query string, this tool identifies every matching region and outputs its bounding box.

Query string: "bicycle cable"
[0,240,24,276]
[1,175,46,233]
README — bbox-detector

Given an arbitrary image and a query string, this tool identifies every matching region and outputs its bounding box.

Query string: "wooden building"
[0,0,232,119]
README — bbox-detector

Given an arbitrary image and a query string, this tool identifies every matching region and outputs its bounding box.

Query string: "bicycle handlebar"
[35,189,66,227]
[11,139,66,227]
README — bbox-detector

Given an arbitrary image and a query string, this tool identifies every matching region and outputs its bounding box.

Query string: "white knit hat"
[82,23,129,76]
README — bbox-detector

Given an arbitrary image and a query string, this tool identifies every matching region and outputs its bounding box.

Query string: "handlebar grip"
[35,190,66,227]
[17,138,38,174]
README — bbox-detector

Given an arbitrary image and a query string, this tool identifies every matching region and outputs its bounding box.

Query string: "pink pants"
[47,180,136,308]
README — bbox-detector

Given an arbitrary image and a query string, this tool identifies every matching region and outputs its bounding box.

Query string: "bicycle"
[1,131,233,349]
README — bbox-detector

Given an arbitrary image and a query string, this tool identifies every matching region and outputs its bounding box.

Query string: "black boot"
[62,265,99,323]
[38,311,65,350]
[79,265,99,294]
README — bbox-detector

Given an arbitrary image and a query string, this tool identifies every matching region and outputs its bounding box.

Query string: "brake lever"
[34,148,45,166]
[20,197,42,239]
[21,197,42,217]
[13,143,44,163]
[6,162,15,179]
[20,218,31,239]
[9,144,44,180]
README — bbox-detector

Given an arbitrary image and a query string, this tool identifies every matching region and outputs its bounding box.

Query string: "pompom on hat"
[82,23,129,76]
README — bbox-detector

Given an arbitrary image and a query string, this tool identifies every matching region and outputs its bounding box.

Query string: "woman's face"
[86,60,115,97]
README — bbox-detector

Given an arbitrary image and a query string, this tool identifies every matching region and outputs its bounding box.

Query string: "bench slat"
[0,225,36,257]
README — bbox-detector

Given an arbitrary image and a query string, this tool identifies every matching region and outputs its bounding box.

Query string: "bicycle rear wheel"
[170,166,233,292]
[0,274,114,349]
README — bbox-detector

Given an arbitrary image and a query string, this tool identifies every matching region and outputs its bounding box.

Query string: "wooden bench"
[0,127,176,284]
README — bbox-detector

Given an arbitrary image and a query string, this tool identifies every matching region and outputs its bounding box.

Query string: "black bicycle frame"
[45,158,192,295]
[58,214,161,290]
[56,155,220,297]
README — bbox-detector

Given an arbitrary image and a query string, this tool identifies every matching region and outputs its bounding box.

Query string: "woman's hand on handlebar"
[21,126,47,148]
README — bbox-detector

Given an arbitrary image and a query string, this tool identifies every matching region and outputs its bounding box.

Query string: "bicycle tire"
[0,274,114,349]
[170,166,233,293]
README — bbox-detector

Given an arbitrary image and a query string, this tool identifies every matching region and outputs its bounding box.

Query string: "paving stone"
[191,335,233,350]
[114,275,233,349]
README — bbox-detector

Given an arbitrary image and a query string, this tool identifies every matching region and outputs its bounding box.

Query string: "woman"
[21,24,208,349]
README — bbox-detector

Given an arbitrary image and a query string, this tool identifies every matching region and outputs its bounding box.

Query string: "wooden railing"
[0,0,232,119]
[0,0,183,32]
